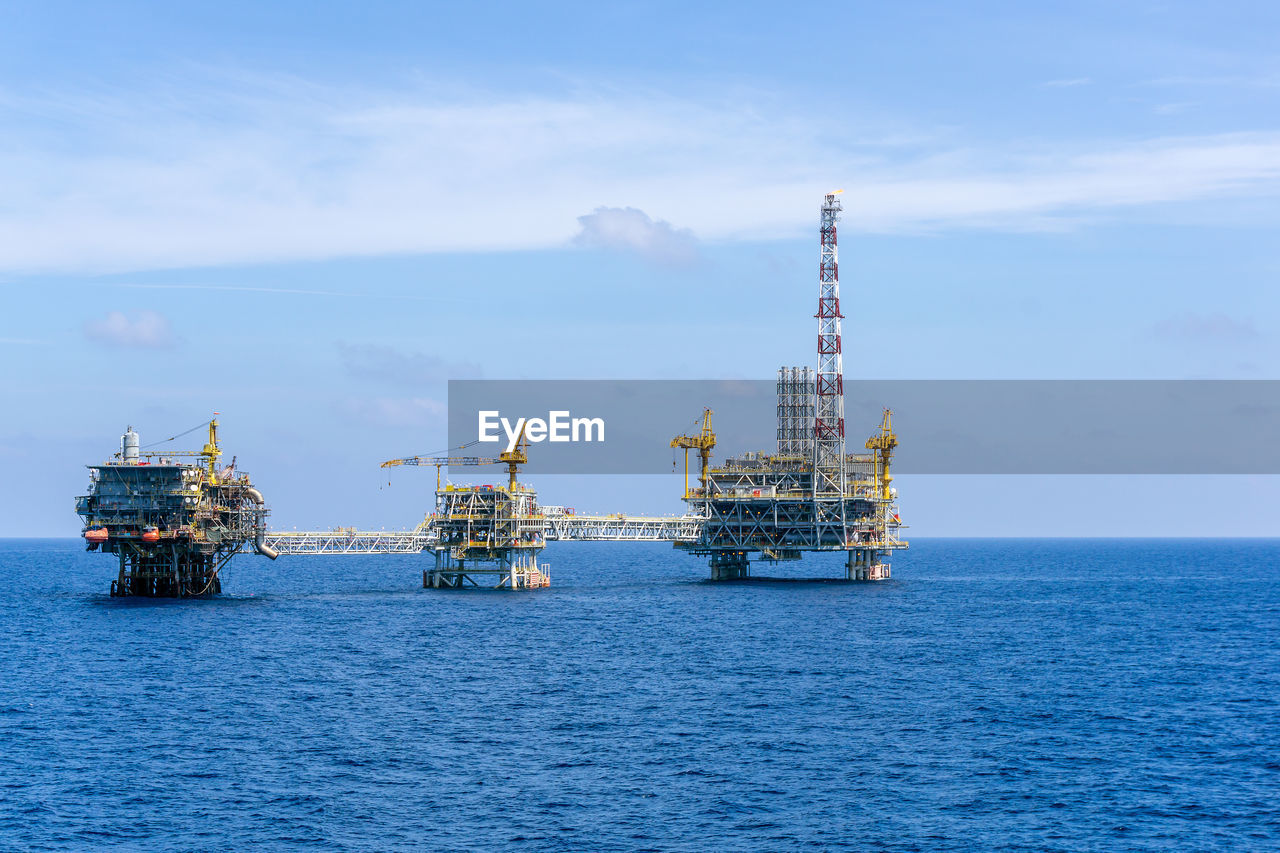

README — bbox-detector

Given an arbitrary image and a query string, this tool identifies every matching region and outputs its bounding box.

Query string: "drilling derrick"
[673,191,907,580]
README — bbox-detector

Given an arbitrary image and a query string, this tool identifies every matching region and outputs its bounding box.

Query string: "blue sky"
[2,1,1278,536]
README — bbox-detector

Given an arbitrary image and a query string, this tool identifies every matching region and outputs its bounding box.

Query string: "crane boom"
[381,428,531,492]
[380,456,490,468]
[381,455,498,491]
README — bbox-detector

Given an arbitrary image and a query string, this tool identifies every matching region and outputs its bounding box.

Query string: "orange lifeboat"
[84,528,109,543]
[141,526,161,543]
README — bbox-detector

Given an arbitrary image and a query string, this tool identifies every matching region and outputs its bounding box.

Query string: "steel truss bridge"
[545,514,702,542]
[265,514,704,555]
[264,528,434,554]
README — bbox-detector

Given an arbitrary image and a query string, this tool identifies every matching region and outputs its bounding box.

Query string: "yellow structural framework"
[670,408,716,497]
[864,408,898,500]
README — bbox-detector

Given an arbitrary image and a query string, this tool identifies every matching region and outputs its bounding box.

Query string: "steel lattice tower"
[814,191,846,495]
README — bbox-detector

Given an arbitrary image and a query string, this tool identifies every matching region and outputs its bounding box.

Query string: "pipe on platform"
[244,487,279,560]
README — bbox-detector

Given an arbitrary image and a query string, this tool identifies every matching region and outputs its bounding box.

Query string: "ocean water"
[0,538,1276,852]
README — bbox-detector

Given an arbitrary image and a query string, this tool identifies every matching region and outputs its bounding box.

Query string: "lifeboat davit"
[84,528,109,543]
[141,526,161,543]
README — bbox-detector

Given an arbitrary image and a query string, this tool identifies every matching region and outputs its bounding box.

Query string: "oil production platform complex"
[669,191,906,581]
[76,192,905,595]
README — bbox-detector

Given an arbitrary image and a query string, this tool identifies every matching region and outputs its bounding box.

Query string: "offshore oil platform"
[380,435,550,589]
[346,189,904,585]
[76,418,278,597]
[75,191,904,593]
[669,191,907,580]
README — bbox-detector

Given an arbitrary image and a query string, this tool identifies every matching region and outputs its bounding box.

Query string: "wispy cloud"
[115,283,464,301]
[573,207,699,266]
[120,283,342,297]
[83,310,175,348]
[1043,78,1092,88]
[3,72,1280,273]
[338,342,481,387]
[1143,73,1280,89]
[852,134,1280,231]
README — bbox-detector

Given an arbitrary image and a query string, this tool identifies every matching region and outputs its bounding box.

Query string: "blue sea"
[0,538,1276,851]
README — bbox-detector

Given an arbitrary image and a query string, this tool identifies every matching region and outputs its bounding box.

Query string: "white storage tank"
[121,427,140,462]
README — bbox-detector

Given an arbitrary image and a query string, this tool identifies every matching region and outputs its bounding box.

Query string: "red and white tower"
[813,191,846,494]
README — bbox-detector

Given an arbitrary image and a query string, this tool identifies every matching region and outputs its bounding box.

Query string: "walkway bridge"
[265,514,704,555]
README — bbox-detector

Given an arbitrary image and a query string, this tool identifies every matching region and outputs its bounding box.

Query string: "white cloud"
[2,73,1280,273]
[1043,78,1092,88]
[850,134,1280,231]
[573,207,698,265]
[82,310,174,348]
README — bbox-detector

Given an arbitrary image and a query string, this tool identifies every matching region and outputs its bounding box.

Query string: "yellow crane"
[864,408,898,500]
[201,416,222,481]
[670,408,716,498]
[497,431,529,492]
[381,454,494,491]
[381,431,531,492]
[133,414,225,480]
